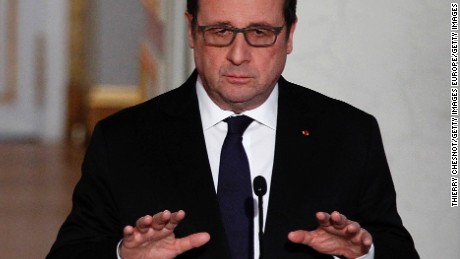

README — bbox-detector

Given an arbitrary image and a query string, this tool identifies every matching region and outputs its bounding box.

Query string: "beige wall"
[284,1,457,258]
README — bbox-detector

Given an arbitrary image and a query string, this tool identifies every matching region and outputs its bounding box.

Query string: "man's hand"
[119,210,210,259]
[288,211,373,258]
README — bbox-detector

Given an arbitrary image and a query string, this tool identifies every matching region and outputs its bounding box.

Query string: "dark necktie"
[218,115,254,259]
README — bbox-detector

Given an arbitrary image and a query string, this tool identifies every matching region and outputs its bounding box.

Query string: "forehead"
[197,0,284,25]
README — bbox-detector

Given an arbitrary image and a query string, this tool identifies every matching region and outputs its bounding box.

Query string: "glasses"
[197,24,284,47]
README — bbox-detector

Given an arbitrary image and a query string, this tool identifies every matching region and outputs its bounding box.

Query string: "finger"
[123,225,135,240]
[135,215,154,233]
[359,228,373,247]
[175,232,211,253]
[363,235,373,247]
[329,211,349,229]
[151,210,172,230]
[165,210,186,231]
[345,221,361,236]
[287,230,313,245]
[122,225,148,248]
[316,212,331,227]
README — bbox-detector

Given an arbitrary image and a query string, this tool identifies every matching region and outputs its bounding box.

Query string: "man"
[47,0,419,258]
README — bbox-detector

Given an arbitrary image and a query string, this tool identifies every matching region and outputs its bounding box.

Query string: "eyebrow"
[201,21,279,28]
[201,21,232,27]
[248,22,278,27]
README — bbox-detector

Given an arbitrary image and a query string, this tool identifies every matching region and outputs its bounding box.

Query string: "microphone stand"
[257,193,264,259]
[253,176,267,259]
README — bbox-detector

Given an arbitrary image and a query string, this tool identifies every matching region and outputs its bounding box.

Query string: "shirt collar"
[196,77,278,130]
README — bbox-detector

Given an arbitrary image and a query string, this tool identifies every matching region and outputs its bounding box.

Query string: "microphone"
[253,176,267,259]
[254,175,267,196]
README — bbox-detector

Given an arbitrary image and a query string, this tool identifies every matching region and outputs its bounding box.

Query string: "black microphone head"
[253,175,267,196]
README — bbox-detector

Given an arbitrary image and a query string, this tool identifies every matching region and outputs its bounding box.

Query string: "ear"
[286,17,298,54]
[185,12,195,49]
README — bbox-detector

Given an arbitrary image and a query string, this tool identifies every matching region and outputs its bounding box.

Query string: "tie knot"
[225,115,253,135]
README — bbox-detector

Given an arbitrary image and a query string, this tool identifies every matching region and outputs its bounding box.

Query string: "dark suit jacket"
[47,72,419,259]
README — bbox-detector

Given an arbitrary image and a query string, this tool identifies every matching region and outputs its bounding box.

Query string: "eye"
[249,28,272,37]
[209,27,232,37]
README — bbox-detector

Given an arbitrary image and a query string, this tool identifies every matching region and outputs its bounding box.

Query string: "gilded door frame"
[0,0,18,104]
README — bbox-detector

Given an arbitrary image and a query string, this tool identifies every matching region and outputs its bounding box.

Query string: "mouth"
[223,74,253,84]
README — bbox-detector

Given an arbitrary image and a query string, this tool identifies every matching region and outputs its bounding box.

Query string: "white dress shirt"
[196,78,277,258]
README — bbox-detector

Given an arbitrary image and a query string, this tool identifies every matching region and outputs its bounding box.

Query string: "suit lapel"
[158,72,230,258]
[263,78,331,258]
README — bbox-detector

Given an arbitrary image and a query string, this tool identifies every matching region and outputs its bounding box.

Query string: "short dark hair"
[187,0,297,34]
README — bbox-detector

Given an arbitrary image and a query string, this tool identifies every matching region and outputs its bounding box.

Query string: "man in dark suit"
[47,0,419,258]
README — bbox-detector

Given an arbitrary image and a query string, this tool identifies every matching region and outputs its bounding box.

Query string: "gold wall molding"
[67,0,89,143]
[0,0,18,104]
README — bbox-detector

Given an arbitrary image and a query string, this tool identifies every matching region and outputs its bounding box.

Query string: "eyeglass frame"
[196,24,285,47]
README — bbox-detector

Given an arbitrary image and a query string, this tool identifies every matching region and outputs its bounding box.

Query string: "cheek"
[256,50,287,77]
[195,47,221,68]
[193,49,224,86]
[196,50,231,82]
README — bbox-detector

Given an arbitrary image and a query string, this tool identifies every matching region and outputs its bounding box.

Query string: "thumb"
[288,230,314,245]
[176,232,210,253]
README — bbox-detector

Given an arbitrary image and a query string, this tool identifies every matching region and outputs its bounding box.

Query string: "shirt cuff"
[116,239,123,259]
[332,244,375,259]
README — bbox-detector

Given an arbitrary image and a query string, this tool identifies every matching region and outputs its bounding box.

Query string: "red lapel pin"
[301,130,310,136]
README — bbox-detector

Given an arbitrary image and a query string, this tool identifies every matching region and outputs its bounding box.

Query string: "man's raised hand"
[288,211,373,258]
[120,210,210,259]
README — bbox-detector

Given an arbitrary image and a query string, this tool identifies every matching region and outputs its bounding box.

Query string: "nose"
[226,32,251,65]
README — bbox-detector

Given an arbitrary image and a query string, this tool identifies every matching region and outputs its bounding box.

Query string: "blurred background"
[0,0,457,258]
